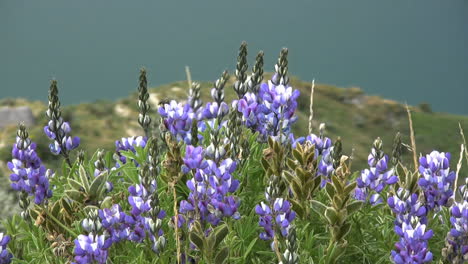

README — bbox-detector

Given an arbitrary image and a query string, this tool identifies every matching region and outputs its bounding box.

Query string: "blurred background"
[1,0,467,114]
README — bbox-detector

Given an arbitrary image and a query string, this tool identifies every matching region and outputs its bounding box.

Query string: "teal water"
[1,0,467,114]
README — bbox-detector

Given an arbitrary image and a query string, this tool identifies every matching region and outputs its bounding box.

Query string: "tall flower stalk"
[8,124,53,208]
[137,68,152,137]
[44,80,80,167]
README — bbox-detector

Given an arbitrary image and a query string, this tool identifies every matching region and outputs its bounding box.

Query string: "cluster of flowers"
[355,146,398,205]
[418,151,456,211]
[445,201,468,260]
[255,198,296,243]
[126,179,166,252]
[8,134,53,205]
[387,151,455,263]
[388,189,432,263]
[237,75,300,142]
[158,95,229,145]
[44,121,80,155]
[73,181,166,263]
[179,145,240,227]
[73,210,111,264]
[0,233,12,264]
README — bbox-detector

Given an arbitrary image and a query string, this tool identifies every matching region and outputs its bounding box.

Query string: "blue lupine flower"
[388,189,428,227]
[98,204,130,243]
[8,138,53,204]
[255,198,296,241]
[237,77,300,142]
[125,179,166,244]
[391,222,433,263]
[317,148,334,188]
[355,151,398,205]
[44,121,80,155]
[115,136,147,166]
[158,100,195,144]
[0,233,13,264]
[237,92,261,128]
[182,145,208,174]
[73,233,112,264]
[418,151,456,211]
[179,146,240,227]
[445,201,468,259]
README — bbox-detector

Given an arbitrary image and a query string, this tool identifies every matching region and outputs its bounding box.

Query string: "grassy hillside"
[0,76,467,219]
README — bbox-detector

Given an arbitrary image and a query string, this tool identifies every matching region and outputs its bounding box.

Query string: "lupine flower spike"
[418,150,456,212]
[355,138,398,205]
[9,123,53,206]
[44,80,80,166]
[137,68,152,137]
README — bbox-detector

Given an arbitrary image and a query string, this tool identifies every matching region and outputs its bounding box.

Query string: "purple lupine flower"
[237,78,300,142]
[355,152,398,205]
[73,233,112,264]
[8,137,53,204]
[255,198,296,241]
[256,80,300,140]
[201,102,229,120]
[182,145,208,174]
[391,222,433,263]
[0,233,13,264]
[317,148,334,188]
[125,179,166,244]
[98,205,130,243]
[387,189,428,227]
[237,92,261,128]
[114,136,147,166]
[445,201,468,259]
[158,100,195,144]
[44,121,80,155]
[179,152,240,227]
[418,151,456,211]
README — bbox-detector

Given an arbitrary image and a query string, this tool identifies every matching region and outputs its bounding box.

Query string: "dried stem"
[185,66,193,90]
[406,104,418,170]
[454,143,465,198]
[308,79,315,135]
[459,123,468,165]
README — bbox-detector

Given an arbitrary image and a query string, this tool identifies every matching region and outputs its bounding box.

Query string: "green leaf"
[100,196,113,209]
[213,224,229,250]
[346,200,364,215]
[214,246,229,264]
[331,175,343,194]
[78,165,90,192]
[325,183,335,198]
[242,238,258,260]
[65,190,83,201]
[325,207,339,225]
[189,232,205,251]
[67,179,83,191]
[343,181,357,196]
[89,171,107,198]
[311,200,327,216]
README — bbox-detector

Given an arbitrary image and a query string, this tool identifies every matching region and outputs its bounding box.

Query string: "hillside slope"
[0,75,467,195]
